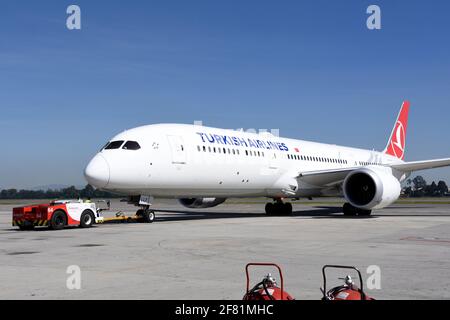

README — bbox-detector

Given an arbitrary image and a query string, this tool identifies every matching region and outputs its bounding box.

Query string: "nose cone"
[84,154,110,188]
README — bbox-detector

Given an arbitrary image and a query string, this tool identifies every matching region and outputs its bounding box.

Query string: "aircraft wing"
[390,158,450,172]
[297,168,356,186]
[296,158,450,187]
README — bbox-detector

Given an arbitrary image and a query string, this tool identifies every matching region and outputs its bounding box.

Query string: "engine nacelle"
[343,167,401,210]
[178,198,226,208]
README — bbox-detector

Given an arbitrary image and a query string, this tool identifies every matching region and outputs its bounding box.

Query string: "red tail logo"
[385,101,410,160]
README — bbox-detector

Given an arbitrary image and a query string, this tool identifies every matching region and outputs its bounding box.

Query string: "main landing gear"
[342,203,372,217]
[265,200,293,216]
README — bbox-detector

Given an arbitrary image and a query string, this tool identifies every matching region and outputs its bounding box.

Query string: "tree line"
[0,185,121,200]
[0,176,448,199]
[403,176,449,197]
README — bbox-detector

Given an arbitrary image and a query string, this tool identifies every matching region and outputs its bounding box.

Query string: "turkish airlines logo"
[390,121,405,159]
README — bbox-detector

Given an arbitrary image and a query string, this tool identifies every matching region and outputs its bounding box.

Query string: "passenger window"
[122,141,141,150]
[105,141,124,149]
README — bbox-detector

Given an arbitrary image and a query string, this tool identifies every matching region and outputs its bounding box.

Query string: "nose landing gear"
[265,200,293,216]
[136,207,155,223]
[128,196,156,223]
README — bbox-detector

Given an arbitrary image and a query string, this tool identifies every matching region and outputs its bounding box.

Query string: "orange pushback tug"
[12,200,106,230]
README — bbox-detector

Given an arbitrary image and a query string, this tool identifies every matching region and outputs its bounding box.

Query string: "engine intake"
[178,198,226,208]
[343,167,401,210]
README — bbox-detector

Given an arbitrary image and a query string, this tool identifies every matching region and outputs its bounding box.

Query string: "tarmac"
[1,198,450,300]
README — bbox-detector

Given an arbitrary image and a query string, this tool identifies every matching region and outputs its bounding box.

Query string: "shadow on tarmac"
[153,206,379,222]
[6,205,450,231]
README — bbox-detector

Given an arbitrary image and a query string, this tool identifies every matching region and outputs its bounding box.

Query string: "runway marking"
[400,236,450,244]
[75,244,105,247]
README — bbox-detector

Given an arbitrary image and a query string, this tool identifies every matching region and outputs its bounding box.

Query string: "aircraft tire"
[284,202,293,215]
[343,203,357,216]
[142,209,155,223]
[265,203,275,215]
[357,209,372,216]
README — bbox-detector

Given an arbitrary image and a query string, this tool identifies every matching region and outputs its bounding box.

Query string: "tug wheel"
[49,210,67,230]
[80,210,95,228]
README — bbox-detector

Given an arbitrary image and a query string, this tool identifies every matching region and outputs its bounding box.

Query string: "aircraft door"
[167,135,187,164]
[268,151,280,169]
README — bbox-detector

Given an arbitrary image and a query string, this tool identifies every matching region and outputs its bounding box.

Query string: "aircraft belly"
[109,187,268,198]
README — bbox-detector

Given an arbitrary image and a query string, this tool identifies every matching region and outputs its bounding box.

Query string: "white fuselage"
[84,124,404,199]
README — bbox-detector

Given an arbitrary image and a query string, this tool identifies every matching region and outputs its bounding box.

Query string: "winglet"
[384,101,410,160]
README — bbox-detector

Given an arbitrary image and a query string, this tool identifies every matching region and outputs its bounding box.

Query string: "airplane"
[84,101,450,221]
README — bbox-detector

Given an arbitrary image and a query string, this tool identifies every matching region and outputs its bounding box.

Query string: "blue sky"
[1,0,450,189]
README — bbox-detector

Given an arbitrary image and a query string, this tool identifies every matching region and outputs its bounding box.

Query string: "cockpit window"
[100,142,110,151]
[104,140,124,149]
[122,141,141,150]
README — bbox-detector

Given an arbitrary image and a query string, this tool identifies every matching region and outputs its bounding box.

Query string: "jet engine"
[343,167,401,210]
[178,198,226,208]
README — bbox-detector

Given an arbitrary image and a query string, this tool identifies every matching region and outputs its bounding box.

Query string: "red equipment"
[243,263,294,300]
[12,200,104,230]
[321,265,374,300]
